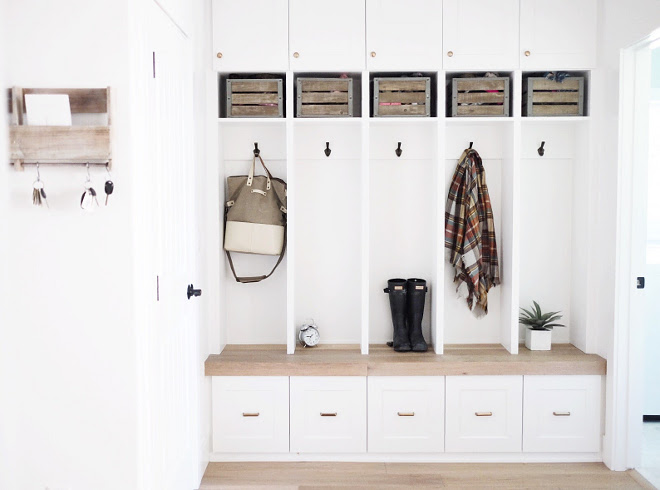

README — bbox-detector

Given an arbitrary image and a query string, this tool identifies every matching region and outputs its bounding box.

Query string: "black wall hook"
[395,142,402,157]
[538,141,545,157]
[324,142,331,157]
[253,142,260,157]
[469,141,473,149]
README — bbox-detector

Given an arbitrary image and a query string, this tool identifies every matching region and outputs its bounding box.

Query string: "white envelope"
[25,94,72,126]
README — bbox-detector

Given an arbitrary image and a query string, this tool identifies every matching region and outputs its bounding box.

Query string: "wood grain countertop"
[204,343,606,377]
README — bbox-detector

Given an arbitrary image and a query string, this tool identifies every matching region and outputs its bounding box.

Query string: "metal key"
[104,180,114,206]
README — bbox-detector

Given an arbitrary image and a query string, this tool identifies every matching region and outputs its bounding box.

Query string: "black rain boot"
[384,279,411,352]
[406,278,428,352]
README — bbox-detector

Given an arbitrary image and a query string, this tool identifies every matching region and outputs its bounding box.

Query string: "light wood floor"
[200,462,655,489]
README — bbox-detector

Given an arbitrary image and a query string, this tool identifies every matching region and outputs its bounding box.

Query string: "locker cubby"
[218,73,287,118]
[292,121,364,345]
[368,121,438,346]
[522,71,590,117]
[443,122,517,350]
[519,120,591,345]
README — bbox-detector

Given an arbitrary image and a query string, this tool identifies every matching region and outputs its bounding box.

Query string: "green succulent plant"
[519,301,565,331]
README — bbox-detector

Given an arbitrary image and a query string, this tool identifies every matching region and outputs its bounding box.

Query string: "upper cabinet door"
[520,0,597,70]
[443,0,519,70]
[212,0,289,71]
[289,0,365,71]
[366,0,442,70]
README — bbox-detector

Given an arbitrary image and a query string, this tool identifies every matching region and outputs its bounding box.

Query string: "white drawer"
[368,376,444,453]
[290,376,366,453]
[523,375,602,453]
[212,376,289,453]
[445,376,523,453]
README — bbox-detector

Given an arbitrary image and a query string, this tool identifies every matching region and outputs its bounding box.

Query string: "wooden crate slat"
[379,92,427,104]
[10,126,111,161]
[300,104,350,116]
[457,92,506,104]
[301,92,349,104]
[231,93,280,105]
[377,79,427,91]
[456,105,505,116]
[300,80,350,92]
[532,92,581,103]
[531,105,580,116]
[377,105,428,116]
[456,79,506,91]
[531,78,581,91]
[231,105,280,117]
[229,80,280,93]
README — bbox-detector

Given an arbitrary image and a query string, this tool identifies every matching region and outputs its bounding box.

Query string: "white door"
[134,5,203,489]
[520,0,597,69]
[443,0,519,70]
[366,0,442,70]
[212,0,289,71]
[289,0,365,71]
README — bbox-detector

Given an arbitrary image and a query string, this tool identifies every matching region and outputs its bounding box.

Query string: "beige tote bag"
[224,154,287,283]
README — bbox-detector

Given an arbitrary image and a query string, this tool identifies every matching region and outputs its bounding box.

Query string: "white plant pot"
[525,328,552,351]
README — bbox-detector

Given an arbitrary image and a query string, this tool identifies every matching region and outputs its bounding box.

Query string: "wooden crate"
[296,78,353,117]
[523,77,585,117]
[226,79,283,118]
[373,77,430,117]
[451,77,510,117]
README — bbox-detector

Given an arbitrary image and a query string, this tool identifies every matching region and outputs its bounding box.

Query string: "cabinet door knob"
[447,51,454,57]
[370,51,377,58]
[293,52,300,58]
[216,52,223,59]
[524,50,531,57]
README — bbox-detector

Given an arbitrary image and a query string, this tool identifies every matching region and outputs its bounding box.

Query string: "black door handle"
[637,277,645,289]
[187,284,202,299]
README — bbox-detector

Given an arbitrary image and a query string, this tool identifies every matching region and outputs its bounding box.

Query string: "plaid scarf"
[445,149,500,315]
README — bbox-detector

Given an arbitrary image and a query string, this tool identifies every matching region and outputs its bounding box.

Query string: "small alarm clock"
[298,321,320,348]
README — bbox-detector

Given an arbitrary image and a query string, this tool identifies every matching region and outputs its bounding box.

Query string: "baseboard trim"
[209,452,602,463]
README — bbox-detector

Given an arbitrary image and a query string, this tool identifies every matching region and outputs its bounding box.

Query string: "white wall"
[0,1,137,489]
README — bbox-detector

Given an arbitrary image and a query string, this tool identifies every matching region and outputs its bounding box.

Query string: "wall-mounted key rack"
[7,86,112,171]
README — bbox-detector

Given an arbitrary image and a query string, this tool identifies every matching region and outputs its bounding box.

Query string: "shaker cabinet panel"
[368,376,445,453]
[445,376,523,453]
[366,0,442,70]
[520,0,597,69]
[289,0,365,71]
[443,0,519,70]
[523,375,602,453]
[212,0,289,71]
[212,376,290,453]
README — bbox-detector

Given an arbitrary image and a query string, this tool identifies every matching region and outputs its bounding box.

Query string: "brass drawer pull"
[553,411,571,416]
[242,412,260,417]
[320,412,337,417]
[398,412,415,417]
[475,412,493,417]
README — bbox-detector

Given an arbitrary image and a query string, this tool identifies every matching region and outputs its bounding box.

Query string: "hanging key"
[104,180,114,206]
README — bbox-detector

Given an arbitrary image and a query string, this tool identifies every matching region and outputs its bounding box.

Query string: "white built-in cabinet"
[212,0,289,71]
[366,0,443,70]
[289,0,366,71]
[211,375,603,458]
[443,0,519,70]
[520,0,598,69]
[212,0,597,355]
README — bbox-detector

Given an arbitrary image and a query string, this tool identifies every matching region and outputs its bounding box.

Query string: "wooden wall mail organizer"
[8,87,112,171]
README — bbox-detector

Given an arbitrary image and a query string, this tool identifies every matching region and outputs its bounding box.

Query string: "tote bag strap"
[224,210,287,284]
[247,155,273,190]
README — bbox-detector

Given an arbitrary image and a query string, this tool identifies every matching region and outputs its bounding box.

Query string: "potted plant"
[519,301,565,351]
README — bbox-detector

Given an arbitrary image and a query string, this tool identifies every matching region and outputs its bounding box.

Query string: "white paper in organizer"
[24,94,72,126]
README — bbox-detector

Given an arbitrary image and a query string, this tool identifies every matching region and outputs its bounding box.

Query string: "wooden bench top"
[204,343,606,377]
